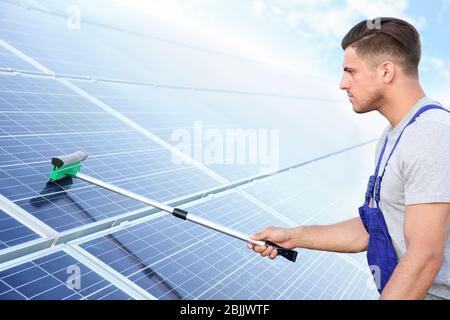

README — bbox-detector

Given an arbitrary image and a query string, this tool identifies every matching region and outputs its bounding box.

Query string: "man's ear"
[378,61,395,83]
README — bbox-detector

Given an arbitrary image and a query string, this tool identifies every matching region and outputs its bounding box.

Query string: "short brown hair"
[341,17,421,77]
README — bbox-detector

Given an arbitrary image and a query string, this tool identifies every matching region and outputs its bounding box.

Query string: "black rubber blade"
[51,151,88,168]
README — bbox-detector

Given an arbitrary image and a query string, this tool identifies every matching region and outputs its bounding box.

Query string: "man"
[248,17,450,300]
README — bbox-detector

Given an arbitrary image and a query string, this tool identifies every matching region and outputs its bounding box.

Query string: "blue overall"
[359,104,450,293]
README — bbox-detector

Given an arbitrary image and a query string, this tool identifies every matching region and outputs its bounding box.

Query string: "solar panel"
[4,0,321,92]
[0,249,131,299]
[5,0,274,89]
[5,0,161,40]
[0,73,221,232]
[0,209,40,250]
[0,1,155,82]
[79,190,378,299]
[72,79,377,182]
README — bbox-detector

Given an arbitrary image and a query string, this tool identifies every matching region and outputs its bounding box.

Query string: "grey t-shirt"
[373,96,450,299]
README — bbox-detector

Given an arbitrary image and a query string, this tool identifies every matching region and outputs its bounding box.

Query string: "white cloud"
[426,57,445,70]
[285,11,301,28]
[346,0,408,19]
[254,0,425,48]
[252,0,267,17]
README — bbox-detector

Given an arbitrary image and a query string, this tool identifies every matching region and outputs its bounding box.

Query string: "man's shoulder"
[417,99,449,121]
[406,107,450,137]
[404,99,449,136]
[401,112,450,156]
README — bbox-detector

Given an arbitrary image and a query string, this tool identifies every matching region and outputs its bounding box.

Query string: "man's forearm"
[380,251,443,299]
[289,217,369,253]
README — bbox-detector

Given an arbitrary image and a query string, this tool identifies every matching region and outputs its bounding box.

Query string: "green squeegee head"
[49,151,88,182]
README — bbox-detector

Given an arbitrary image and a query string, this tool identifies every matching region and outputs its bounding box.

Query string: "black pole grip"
[172,207,188,220]
[265,241,298,263]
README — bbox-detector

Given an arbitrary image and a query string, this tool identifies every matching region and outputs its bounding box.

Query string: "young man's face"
[339,46,383,113]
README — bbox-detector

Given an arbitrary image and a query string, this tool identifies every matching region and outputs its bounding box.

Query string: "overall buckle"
[374,176,383,203]
[365,175,376,199]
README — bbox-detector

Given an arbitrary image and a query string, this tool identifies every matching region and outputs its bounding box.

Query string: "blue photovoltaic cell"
[0,209,40,250]
[0,46,38,72]
[81,191,379,299]
[0,73,102,113]
[0,249,131,299]
[0,74,221,232]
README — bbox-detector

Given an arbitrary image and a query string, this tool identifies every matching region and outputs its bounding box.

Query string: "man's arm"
[248,217,369,259]
[380,202,450,300]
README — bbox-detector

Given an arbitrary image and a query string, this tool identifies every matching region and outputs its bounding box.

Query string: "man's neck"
[377,81,426,129]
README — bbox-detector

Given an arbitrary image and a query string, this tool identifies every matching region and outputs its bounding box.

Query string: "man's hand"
[247,217,369,261]
[247,226,295,260]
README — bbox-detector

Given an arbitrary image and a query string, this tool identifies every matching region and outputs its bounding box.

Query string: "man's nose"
[339,75,350,91]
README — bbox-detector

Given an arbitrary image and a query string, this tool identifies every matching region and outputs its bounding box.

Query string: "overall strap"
[380,105,450,179]
[374,137,389,178]
[374,104,450,205]
[364,137,388,205]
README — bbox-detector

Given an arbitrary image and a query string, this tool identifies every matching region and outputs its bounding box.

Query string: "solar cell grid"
[0,74,221,232]
[0,249,131,299]
[0,209,40,250]
[0,46,38,72]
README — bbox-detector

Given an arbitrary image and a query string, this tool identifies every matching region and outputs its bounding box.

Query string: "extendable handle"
[49,152,299,264]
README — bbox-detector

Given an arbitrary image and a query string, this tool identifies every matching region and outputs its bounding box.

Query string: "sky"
[112,0,450,106]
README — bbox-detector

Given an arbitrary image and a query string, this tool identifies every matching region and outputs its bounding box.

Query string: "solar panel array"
[0,0,380,299]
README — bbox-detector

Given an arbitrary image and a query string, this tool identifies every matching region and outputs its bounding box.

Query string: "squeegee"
[48,151,298,262]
